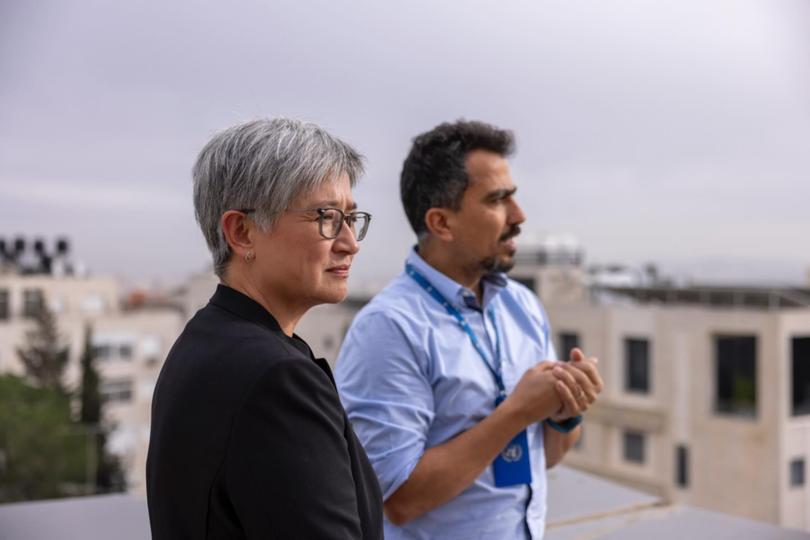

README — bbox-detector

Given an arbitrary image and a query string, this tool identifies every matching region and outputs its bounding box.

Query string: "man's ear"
[220,210,254,259]
[424,207,456,242]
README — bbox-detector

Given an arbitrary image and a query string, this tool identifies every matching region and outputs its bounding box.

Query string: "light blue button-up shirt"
[336,249,558,539]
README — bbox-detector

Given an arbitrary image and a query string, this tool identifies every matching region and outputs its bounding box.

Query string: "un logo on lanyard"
[501,442,523,463]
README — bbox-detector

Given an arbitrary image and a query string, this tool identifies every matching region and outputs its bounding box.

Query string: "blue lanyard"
[406,263,506,401]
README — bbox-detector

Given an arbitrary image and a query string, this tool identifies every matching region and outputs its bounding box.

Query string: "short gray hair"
[192,118,364,277]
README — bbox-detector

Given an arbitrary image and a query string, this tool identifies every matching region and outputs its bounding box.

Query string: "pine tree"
[16,305,69,391]
[79,326,100,425]
[77,325,126,493]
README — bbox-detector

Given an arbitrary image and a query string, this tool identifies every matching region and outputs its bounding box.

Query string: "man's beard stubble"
[479,224,521,274]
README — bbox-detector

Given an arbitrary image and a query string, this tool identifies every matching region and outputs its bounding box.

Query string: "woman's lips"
[326,265,351,277]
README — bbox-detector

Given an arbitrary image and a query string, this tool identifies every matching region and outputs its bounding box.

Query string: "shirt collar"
[406,247,508,311]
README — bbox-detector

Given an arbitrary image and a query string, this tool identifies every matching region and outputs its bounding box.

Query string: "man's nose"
[509,199,526,225]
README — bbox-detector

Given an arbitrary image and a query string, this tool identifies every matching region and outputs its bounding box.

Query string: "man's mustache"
[499,225,521,242]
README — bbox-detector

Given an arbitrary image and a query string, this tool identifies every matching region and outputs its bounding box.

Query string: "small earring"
[244,251,254,262]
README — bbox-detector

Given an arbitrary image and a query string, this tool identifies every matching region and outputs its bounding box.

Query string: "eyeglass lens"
[320,209,370,241]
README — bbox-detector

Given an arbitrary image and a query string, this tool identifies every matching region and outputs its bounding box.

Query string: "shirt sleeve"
[335,310,435,500]
[225,357,362,539]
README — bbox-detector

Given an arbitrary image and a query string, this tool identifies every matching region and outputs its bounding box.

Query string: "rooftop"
[597,284,810,310]
[1,466,806,539]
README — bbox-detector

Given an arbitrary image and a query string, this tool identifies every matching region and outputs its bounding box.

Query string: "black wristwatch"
[545,415,583,433]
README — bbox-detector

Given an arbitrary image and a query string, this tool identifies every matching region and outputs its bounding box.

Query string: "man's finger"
[569,347,585,363]
[553,380,579,418]
[556,364,597,403]
[552,365,579,392]
[569,359,603,392]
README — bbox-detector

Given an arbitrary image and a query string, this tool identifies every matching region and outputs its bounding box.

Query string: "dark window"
[512,276,537,293]
[0,289,9,320]
[623,430,645,464]
[558,332,580,362]
[715,335,757,418]
[93,344,113,361]
[676,445,689,488]
[625,338,650,393]
[792,337,810,416]
[101,379,133,403]
[22,289,44,318]
[791,458,805,487]
[119,344,133,360]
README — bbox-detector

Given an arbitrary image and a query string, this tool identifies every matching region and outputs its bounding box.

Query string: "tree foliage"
[16,306,69,390]
[0,323,127,502]
[79,326,101,425]
[0,375,87,502]
[78,325,127,493]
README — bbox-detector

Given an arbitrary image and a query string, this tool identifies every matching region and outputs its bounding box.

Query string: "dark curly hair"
[400,119,515,237]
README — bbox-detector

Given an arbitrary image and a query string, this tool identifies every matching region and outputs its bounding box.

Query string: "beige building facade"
[508,251,810,532]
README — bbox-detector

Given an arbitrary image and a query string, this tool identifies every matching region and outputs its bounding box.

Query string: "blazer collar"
[209,284,313,358]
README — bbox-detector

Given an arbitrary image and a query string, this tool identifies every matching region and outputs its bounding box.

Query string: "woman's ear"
[424,207,456,242]
[220,211,254,259]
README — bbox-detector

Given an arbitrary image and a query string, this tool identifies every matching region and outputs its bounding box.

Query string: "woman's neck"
[222,271,306,337]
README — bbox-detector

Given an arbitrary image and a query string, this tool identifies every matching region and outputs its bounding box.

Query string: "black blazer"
[146,284,383,539]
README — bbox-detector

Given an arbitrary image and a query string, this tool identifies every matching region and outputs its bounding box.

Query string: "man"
[335,120,602,539]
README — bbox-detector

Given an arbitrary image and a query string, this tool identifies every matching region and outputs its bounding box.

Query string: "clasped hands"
[541,348,603,423]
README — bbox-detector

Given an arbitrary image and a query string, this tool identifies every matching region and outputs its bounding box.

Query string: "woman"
[146,118,383,539]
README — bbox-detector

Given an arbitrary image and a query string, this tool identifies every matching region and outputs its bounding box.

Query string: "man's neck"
[417,240,484,303]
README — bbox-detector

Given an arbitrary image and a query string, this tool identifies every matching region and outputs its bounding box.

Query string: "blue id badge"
[492,395,532,487]
[493,428,532,487]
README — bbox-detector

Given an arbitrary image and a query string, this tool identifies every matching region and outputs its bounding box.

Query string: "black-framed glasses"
[238,207,372,241]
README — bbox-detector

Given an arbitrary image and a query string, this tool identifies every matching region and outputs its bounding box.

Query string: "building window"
[0,289,9,320]
[715,335,757,418]
[100,379,133,403]
[623,430,645,464]
[791,458,805,487]
[93,344,114,361]
[676,445,689,488]
[624,338,650,394]
[792,337,810,416]
[558,332,580,362]
[22,289,44,318]
[118,344,133,360]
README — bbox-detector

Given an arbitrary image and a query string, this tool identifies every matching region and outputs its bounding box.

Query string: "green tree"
[0,375,86,502]
[79,326,101,425]
[78,325,126,493]
[16,305,69,391]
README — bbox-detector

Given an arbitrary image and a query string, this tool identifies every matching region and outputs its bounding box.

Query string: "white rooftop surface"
[0,467,807,539]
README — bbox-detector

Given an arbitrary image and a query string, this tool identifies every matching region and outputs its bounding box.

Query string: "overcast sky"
[1,0,809,289]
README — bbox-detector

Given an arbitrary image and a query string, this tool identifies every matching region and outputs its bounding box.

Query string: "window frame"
[624,337,651,394]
